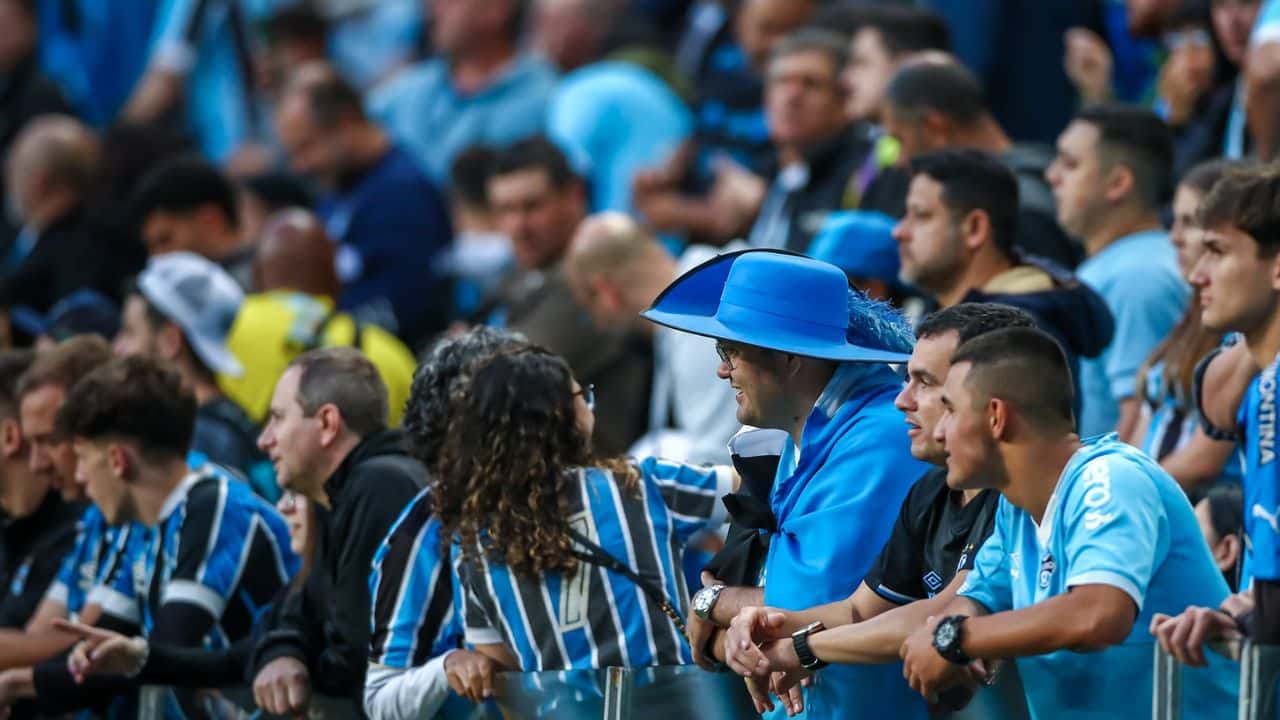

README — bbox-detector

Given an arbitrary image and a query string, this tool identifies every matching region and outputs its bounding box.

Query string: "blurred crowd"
[0,0,1276,718]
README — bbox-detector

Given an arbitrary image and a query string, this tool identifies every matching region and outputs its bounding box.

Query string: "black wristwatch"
[792,621,828,671]
[932,615,971,665]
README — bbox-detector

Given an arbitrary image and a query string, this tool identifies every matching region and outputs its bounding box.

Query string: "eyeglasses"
[715,342,738,371]
[573,384,596,411]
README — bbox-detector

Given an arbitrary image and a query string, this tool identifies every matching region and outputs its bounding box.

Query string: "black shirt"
[862,467,999,604]
[0,492,80,628]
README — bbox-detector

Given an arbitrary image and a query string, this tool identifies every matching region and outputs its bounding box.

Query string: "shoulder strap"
[565,526,688,641]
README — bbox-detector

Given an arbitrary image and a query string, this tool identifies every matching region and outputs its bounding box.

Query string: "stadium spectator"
[0,0,70,249]
[9,290,120,351]
[747,29,904,251]
[1046,104,1188,439]
[538,0,694,215]
[565,212,741,463]
[643,250,929,718]
[840,4,950,124]
[898,327,1236,719]
[369,0,558,186]
[1,116,138,337]
[1154,166,1280,659]
[113,252,271,498]
[363,327,522,719]
[442,146,512,319]
[722,304,1033,718]
[1136,159,1242,490]
[0,356,298,717]
[1197,484,1244,592]
[884,60,1081,268]
[246,348,425,717]
[892,149,1114,406]
[481,138,652,456]
[634,0,814,246]
[276,63,454,346]
[435,346,732,674]
[0,348,77,631]
[221,209,417,429]
[129,156,257,290]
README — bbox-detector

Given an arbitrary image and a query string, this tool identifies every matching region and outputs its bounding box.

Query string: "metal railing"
[1152,639,1261,720]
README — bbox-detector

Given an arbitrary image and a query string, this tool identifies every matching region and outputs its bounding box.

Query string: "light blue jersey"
[1077,230,1188,437]
[959,435,1237,719]
[1238,354,1280,585]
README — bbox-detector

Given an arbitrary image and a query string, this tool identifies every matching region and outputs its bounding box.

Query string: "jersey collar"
[158,471,204,523]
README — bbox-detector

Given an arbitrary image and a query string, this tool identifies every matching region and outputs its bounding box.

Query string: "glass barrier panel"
[1242,641,1280,720]
[1152,640,1242,720]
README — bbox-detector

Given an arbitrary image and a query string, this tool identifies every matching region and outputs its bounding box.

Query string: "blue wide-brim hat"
[641,249,911,363]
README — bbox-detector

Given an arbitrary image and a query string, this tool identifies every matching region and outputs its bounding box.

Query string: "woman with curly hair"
[434,344,733,675]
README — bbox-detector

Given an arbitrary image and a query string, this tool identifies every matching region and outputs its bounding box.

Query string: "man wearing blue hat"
[643,249,930,719]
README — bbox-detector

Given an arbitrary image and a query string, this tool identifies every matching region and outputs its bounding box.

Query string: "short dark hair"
[1199,166,1280,256]
[288,347,387,438]
[808,3,877,37]
[858,5,951,56]
[1073,104,1174,209]
[451,145,498,208]
[242,172,315,213]
[0,351,35,420]
[56,356,196,459]
[1180,158,1248,197]
[886,60,987,126]
[951,327,1075,431]
[770,28,850,76]
[131,156,239,229]
[17,335,114,401]
[916,303,1036,344]
[490,136,577,191]
[910,149,1020,258]
[263,4,328,45]
[292,64,366,128]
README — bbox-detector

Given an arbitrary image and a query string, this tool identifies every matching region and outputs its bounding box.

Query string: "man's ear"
[1269,250,1280,293]
[0,418,23,460]
[108,443,131,480]
[961,209,992,253]
[317,404,344,448]
[1102,164,1137,205]
[988,397,1009,441]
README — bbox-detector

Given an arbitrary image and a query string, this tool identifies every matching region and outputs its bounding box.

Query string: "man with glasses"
[643,249,930,719]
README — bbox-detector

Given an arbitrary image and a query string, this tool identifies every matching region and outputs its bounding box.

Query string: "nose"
[257,425,273,453]
[716,361,732,380]
[894,384,914,413]
[1045,161,1061,188]
[892,220,908,245]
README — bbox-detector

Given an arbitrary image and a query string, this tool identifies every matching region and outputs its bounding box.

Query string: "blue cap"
[641,249,911,363]
[807,211,903,289]
[10,290,121,342]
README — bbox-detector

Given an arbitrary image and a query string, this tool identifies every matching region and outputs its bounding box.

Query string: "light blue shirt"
[547,61,692,214]
[368,55,560,186]
[1076,230,1187,437]
[959,436,1237,720]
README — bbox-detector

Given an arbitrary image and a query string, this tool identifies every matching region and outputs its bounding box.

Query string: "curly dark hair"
[433,346,635,576]
[403,327,525,469]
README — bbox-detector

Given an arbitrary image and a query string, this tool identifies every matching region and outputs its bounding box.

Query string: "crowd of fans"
[0,0,1279,718]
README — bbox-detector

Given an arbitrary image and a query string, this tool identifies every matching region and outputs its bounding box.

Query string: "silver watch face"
[935,622,958,648]
[693,588,714,614]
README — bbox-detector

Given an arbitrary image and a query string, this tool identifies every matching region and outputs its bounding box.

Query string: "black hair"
[769,27,850,75]
[131,155,239,229]
[910,149,1021,258]
[451,145,498,208]
[262,3,328,45]
[0,350,35,420]
[951,326,1075,431]
[56,356,196,459]
[1199,166,1280,255]
[916,303,1036,344]
[886,61,987,126]
[1204,483,1243,541]
[489,136,578,192]
[1073,104,1174,210]
[242,172,315,212]
[857,5,951,56]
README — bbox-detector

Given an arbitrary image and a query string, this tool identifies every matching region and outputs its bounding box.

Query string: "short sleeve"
[639,457,733,542]
[1060,456,1163,609]
[1103,276,1186,402]
[164,479,250,621]
[957,502,1014,614]
[861,478,931,605]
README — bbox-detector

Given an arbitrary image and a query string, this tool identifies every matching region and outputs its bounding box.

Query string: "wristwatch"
[691,584,726,621]
[792,621,828,671]
[932,615,972,665]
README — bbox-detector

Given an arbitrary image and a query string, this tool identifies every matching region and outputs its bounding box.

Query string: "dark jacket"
[252,430,424,710]
[1001,144,1084,269]
[702,436,781,587]
[0,492,80,629]
[964,258,1115,417]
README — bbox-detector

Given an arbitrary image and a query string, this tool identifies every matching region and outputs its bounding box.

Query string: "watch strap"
[792,621,828,671]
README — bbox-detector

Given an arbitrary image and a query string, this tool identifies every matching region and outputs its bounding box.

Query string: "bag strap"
[565,526,689,641]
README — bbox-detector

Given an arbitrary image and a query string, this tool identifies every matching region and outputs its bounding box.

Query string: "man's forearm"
[960,587,1133,659]
[710,587,765,626]
[809,591,956,665]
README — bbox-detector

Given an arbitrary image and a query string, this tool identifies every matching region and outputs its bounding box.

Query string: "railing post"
[1152,643,1183,720]
[135,686,165,720]
[1239,640,1257,720]
[602,666,632,720]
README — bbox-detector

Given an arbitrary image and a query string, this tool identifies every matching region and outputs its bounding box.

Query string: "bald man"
[1,116,140,338]
[566,213,741,463]
[221,209,417,428]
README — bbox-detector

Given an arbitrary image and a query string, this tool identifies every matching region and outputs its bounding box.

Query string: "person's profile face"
[258,368,324,495]
[489,168,579,271]
[1190,224,1280,335]
[765,50,847,148]
[715,341,788,429]
[21,384,80,502]
[1169,184,1207,281]
[934,362,994,490]
[1045,120,1106,239]
[894,174,963,295]
[843,28,894,122]
[73,439,132,524]
[895,332,959,465]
